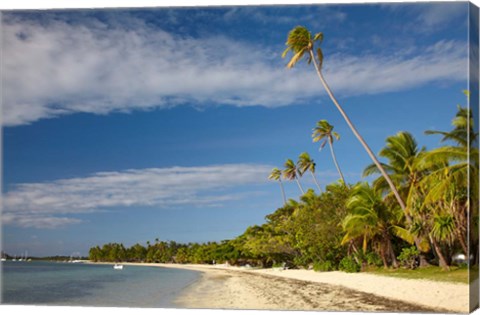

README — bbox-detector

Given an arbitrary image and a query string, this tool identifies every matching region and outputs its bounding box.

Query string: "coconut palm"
[283,159,305,195]
[341,183,399,268]
[282,26,406,211]
[268,167,287,204]
[312,120,345,184]
[297,152,322,193]
[422,104,478,265]
[425,94,476,148]
[363,132,426,205]
[363,131,432,266]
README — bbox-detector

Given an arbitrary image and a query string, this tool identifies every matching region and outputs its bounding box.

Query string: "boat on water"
[113,264,124,270]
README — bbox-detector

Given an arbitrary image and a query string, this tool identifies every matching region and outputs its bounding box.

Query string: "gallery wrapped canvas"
[1,1,479,314]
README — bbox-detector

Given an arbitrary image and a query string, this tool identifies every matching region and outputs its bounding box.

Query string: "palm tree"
[342,183,399,268]
[283,159,305,195]
[363,131,432,266]
[297,152,323,193]
[363,131,426,204]
[312,120,345,184]
[282,26,406,211]
[422,104,478,265]
[268,167,287,204]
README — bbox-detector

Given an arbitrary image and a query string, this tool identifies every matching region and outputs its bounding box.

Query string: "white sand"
[251,268,470,313]
[100,262,471,312]
[146,263,470,312]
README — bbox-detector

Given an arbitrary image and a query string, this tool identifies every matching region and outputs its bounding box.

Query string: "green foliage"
[339,256,360,273]
[313,260,334,272]
[365,252,383,267]
[398,246,420,269]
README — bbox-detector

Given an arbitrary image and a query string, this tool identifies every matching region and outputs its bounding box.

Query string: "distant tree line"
[88,240,241,265]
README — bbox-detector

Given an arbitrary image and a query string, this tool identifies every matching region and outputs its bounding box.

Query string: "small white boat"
[113,264,124,270]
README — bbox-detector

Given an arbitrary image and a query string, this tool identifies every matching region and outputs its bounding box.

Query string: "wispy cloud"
[416,3,467,29]
[2,13,466,126]
[2,164,273,229]
[381,2,468,33]
[222,6,346,27]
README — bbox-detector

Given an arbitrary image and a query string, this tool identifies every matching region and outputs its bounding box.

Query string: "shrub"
[339,256,360,273]
[313,260,334,272]
[272,262,285,268]
[398,246,420,269]
[365,252,383,267]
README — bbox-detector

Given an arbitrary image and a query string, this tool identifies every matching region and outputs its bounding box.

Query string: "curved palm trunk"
[328,139,346,184]
[310,171,323,193]
[278,179,287,204]
[310,52,430,264]
[295,178,305,195]
[309,50,406,211]
[429,235,450,270]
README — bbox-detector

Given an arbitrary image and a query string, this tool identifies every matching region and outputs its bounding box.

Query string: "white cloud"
[2,15,467,126]
[381,3,468,33]
[416,3,467,28]
[325,40,467,95]
[2,214,83,229]
[2,164,273,228]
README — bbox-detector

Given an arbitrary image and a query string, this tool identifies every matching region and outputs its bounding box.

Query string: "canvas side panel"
[469,2,480,313]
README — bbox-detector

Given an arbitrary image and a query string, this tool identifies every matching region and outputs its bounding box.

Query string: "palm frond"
[287,50,306,68]
[316,47,323,69]
[392,226,415,244]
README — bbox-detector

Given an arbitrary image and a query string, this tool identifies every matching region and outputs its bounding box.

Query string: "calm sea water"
[1,261,200,308]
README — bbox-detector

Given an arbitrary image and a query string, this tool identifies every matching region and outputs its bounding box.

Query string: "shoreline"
[91,262,469,312]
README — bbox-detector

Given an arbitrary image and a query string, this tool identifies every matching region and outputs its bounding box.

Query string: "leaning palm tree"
[268,167,287,204]
[312,120,345,184]
[282,26,406,211]
[283,159,305,195]
[297,152,322,193]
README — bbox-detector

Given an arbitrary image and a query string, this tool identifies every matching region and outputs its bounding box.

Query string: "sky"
[1,2,475,257]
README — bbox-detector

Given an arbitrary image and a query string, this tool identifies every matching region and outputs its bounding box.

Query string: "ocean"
[1,261,200,308]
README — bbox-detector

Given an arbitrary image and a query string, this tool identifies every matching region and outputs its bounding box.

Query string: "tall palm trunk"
[310,171,323,193]
[309,50,406,211]
[296,178,305,195]
[328,138,346,184]
[309,52,431,264]
[278,179,287,204]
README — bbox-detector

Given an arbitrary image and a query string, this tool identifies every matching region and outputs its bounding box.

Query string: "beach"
[122,263,470,313]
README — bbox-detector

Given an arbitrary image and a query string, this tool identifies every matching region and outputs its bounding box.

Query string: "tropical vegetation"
[89,27,477,274]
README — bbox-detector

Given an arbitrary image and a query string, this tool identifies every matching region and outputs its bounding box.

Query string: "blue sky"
[1,2,473,256]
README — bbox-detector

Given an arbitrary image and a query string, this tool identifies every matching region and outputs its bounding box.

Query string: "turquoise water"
[1,261,200,308]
